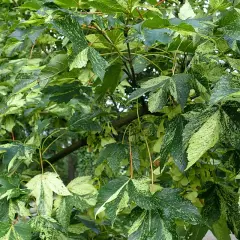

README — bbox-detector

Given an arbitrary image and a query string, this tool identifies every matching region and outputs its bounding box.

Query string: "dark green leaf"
[95,64,122,100]
[156,188,201,224]
[95,177,129,222]
[97,143,128,173]
[128,210,177,240]
[160,116,187,171]
[128,179,158,210]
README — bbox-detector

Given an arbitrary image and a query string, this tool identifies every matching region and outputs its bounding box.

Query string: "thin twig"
[129,129,133,179]
[29,44,35,59]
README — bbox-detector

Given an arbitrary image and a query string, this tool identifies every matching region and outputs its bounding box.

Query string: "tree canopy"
[0,0,240,239]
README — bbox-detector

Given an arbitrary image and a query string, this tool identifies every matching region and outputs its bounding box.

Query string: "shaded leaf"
[160,116,187,171]
[95,177,129,222]
[156,188,201,224]
[128,210,177,240]
[97,143,128,173]
[210,76,239,105]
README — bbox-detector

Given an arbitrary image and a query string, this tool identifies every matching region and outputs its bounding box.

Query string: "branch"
[46,106,149,166]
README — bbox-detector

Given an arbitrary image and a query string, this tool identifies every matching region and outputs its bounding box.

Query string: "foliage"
[0,0,240,239]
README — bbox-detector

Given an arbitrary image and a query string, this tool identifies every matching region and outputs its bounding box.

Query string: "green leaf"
[95,64,122,100]
[227,57,240,71]
[178,0,196,20]
[128,210,176,240]
[53,14,88,53]
[85,0,127,13]
[69,112,102,132]
[210,76,240,105]
[69,47,89,70]
[68,223,89,234]
[13,72,39,94]
[54,0,80,8]
[43,83,90,103]
[200,183,240,238]
[67,176,97,196]
[0,221,32,240]
[218,10,240,41]
[160,116,187,171]
[209,0,231,11]
[143,29,172,46]
[97,143,128,173]
[186,111,220,170]
[148,82,169,113]
[53,14,109,79]
[95,177,130,221]
[128,179,158,210]
[200,183,221,225]
[0,143,35,171]
[170,74,191,110]
[26,172,71,216]
[40,54,69,87]
[129,76,170,101]
[156,188,201,224]
[30,215,66,239]
[183,108,218,149]
[185,225,209,240]
[88,47,108,80]
[19,0,42,10]
[212,216,231,240]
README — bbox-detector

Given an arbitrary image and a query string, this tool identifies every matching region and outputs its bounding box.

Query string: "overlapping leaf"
[159,116,187,171]
[95,177,130,222]
[186,110,220,169]
[97,143,128,173]
[128,210,177,240]
[56,176,97,229]
[26,172,71,216]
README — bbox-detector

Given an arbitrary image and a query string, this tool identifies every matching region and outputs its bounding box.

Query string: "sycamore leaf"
[95,64,122,100]
[179,0,196,20]
[200,183,240,238]
[53,14,108,79]
[53,14,88,53]
[156,188,201,224]
[0,221,32,240]
[69,47,89,70]
[40,54,68,87]
[95,177,130,221]
[148,83,169,113]
[212,216,231,240]
[128,179,158,210]
[210,76,239,105]
[185,225,209,240]
[30,215,66,239]
[97,143,128,173]
[128,210,176,240]
[210,0,231,11]
[160,116,187,171]
[218,10,240,41]
[129,76,170,101]
[67,176,97,196]
[87,47,108,80]
[186,111,220,170]
[0,143,35,171]
[26,172,71,216]
[170,74,191,110]
[85,0,127,13]
[183,107,218,149]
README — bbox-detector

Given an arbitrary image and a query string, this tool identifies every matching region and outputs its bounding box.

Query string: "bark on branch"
[46,106,149,166]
